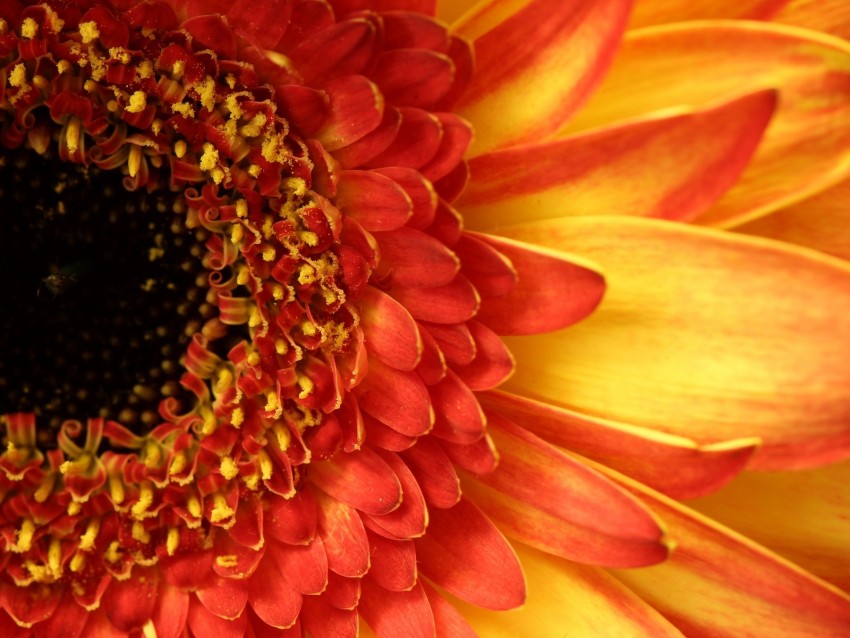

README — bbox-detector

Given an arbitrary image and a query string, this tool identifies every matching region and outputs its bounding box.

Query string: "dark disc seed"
[0,147,204,442]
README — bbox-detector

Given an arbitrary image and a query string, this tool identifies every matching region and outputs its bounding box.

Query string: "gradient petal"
[563,21,850,228]
[459,90,776,227]
[774,0,850,40]
[629,0,789,29]
[689,459,850,593]
[454,0,632,153]
[499,216,850,470]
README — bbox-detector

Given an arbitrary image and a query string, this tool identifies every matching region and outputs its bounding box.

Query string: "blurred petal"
[689,460,850,593]
[481,391,759,499]
[498,216,850,470]
[735,176,850,261]
[454,0,632,153]
[603,465,850,637]
[563,22,850,228]
[629,0,789,29]
[454,543,685,637]
[773,0,850,40]
[459,89,776,227]
[461,411,671,567]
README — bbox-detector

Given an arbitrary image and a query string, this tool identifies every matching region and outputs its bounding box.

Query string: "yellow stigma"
[79,518,101,551]
[128,144,142,178]
[79,21,99,43]
[109,475,126,505]
[187,495,202,519]
[131,482,154,517]
[199,143,219,172]
[65,118,82,153]
[235,199,249,218]
[9,63,27,87]
[210,493,234,524]
[166,527,180,556]
[132,520,151,543]
[231,407,245,428]
[11,519,35,553]
[174,139,187,159]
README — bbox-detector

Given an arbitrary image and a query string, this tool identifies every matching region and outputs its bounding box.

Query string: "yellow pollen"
[67,501,81,516]
[109,47,131,64]
[131,482,154,517]
[142,620,157,638]
[211,167,225,184]
[285,177,308,197]
[174,139,187,159]
[20,17,38,38]
[12,519,35,553]
[187,495,202,519]
[274,424,291,451]
[248,307,262,328]
[79,20,99,43]
[248,164,262,178]
[172,60,184,78]
[56,59,70,74]
[166,527,180,556]
[128,145,142,178]
[195,76,216,112]
[300,321,317,337]
[299,231,319,247]
[132,520,151,543]
[137,60,154,79]
[65,118,82,153]
[231,407,245,428]
[199,143,219,172]
[79,519,100,551]
[235,199,248,218]
[275,339,288,355]
[126,90,147,113]
[210,493,234,523]
[32,74,47,90]
[171,102,195,118]
[262,246,276,262]
[246,352,260,366]
[220,455,239,480]
[230,224,244,244]
[104,541,122,564]
[264,390,279,412]
[298,264,316,285]
[270,283,284,301]
[9,63,27,87]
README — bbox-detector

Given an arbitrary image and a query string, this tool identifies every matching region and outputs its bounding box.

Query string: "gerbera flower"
[0,1,848,638]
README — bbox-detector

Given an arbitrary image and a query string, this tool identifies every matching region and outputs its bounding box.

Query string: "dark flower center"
[0,145,205,441]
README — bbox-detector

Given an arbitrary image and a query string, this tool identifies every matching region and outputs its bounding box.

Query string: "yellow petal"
[629,0,788,29]
[689,459,850,593]
[498,216,850,470]
[773,0,850,40]
[562,21,850,228]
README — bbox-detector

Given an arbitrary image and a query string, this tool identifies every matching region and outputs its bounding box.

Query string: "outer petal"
[454,543,685,637]
[774,0,850,40]
[601,464,850,637]
[499,216,850,470]
[629,0,789,28]
[453,0,632,153]
[689,459,850,593]
[563,21,850,228]
[735,177,850,261]
[458,90,776,227]
[461,411,671,567]
[481,391,758,499]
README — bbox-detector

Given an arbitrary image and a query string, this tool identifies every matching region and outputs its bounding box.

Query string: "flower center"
[0,145,207,440]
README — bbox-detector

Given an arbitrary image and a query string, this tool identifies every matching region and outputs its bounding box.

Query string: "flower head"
[0,0,849,637]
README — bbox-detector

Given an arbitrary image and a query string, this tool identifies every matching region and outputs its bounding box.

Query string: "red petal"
[421,322,475,366]
[336,170,412,231]
[289,18,377,85]
[364,451,428,539]
[315,75,383,152]
[316,490,371,577]
[430,370,486,444]
[103,571,158,631]
[455,232,517,297]
[373,227,460,287]
[400,436,461,509]
[364,531,418,591]
[268,537,329,595]
[371,50,454,110]
[415,496,526,610]
[453,321,515,391]
[360,286,422,371]
[150,583,189,638]
[356,357,433,437]
[420,113,473,183]
[473,233,605,335]
[467,412,670,568]
[247,557,302,629]
[2,585,59,626]
[325,571,361,610]
[359,580,436,638]
[196,576,249,620]
[421,582,478,638]
[364,107,443,169]
[390,275,479,324]
[372,166,438,229]
[301,595,359,638]
[38,591,88,638]
[187,596,247,638]
[312,446,402,516]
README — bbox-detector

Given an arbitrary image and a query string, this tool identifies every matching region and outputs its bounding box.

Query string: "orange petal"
[599,463,850,637]
[689,459,850,593]
[459,89,776,227]
[563,21,850,228]
[629,0,788,29]
[453,542,685,637]
[498,216,850,470]
[461,411,671,568]
[360,287,422,371]
[735,176,850,261]
[481,391,759,499]
[454,0,632,153]
[773,0,850,40]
